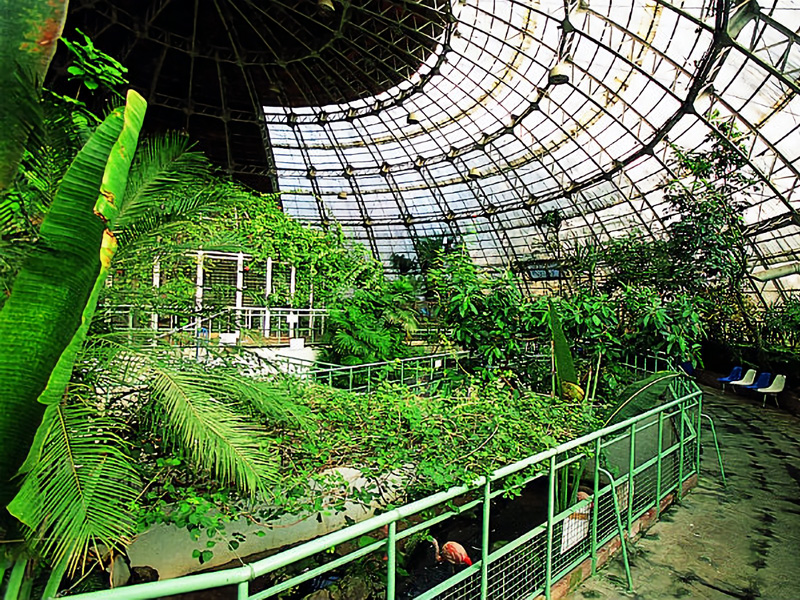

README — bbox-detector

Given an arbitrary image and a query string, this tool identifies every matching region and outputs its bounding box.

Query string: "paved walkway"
[568,385,800,600]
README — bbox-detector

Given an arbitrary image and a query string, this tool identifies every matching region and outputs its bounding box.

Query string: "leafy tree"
[665,116,754,295]
[0,38,304,588]
[596,233,673,294]
[428,245,531,370]
[60,28,128,96]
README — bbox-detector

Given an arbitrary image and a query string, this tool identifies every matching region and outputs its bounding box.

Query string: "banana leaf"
[548,299,584,400]
[0,0,69,189]
[0,91,146,506]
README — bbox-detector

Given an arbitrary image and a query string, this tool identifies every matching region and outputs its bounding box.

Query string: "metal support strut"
[597,467,634,593]
[701,414,727,487]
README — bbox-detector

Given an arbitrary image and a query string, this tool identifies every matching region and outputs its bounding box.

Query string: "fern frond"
[114,133,211,230]
[147,364,278,495]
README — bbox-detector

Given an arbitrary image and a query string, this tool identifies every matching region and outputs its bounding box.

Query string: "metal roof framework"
[264,0,800,300]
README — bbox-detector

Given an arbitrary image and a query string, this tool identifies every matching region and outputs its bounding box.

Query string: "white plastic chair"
[757,374,785,407]
[729,368,756,392]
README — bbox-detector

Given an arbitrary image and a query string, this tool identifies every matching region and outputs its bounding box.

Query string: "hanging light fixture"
[317,0,335,15]
[548,61,570,85]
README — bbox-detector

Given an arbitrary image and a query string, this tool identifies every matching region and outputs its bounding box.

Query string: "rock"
[129,565,159,584]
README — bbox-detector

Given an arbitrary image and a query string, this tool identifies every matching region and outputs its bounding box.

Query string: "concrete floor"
[568,385,800,600]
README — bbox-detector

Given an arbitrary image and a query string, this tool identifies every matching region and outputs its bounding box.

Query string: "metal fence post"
[387,521,397,600]
[627,423,635,532]
[695,393,703,476]
[237,582,248,600]
[590,437,600,575]
[481,481,491,600]
[545,455,556,600]
[677,402,686,501]
[655,410,664,519]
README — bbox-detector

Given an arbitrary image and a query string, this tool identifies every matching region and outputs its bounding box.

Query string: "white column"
[235,252,245,309]
[265,257,273,297]
[151,258,161,330]
[309,281,315,342]
[195,251,204,333]
[289,265,297,338]
[265,257,273,338]
[235,252,244,339]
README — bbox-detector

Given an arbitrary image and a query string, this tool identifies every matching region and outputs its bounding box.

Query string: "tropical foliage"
[0,30,309,593]
[321,275,419,365]
[428,245,533,370]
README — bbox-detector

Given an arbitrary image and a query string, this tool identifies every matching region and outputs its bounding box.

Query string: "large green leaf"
[0,0,69,189]
[7,398,141,574]
[603,371,681,426]
[548,299,578,385]
[0,94,142,506]
[34,90,147,410]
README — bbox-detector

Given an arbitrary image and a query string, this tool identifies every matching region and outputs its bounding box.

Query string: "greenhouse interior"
[1,0,800,598]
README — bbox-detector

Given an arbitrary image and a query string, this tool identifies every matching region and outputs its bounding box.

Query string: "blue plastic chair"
[744,372,772,391]
[717,366,742,391]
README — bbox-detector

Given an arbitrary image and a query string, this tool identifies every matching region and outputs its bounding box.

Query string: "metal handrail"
[65,372,705,600]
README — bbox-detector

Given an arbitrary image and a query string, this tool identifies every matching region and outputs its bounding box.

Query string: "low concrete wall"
[128,466,409,580]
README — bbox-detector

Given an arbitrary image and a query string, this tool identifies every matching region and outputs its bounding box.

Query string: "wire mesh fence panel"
[632,462,659,518]
[595,485,623,546]
[485,528,547,600]
[427,572,481,600]
[552,510,593,579]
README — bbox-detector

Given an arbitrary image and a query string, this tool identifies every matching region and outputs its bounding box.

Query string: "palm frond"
[0,66,43,191]
[114,132,213,230]
[147,363,278,495]
[14,96,90,218]
[86,340,283,496]
[207,369,310,426]
[7,395,141,574]
[116,181,237,246]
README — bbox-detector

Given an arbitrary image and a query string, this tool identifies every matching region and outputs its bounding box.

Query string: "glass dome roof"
[57,0,800,299]
[263,0,800,299]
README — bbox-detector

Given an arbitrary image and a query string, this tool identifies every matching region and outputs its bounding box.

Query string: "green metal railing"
[64,369,714,600]
[277,351,470,393]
